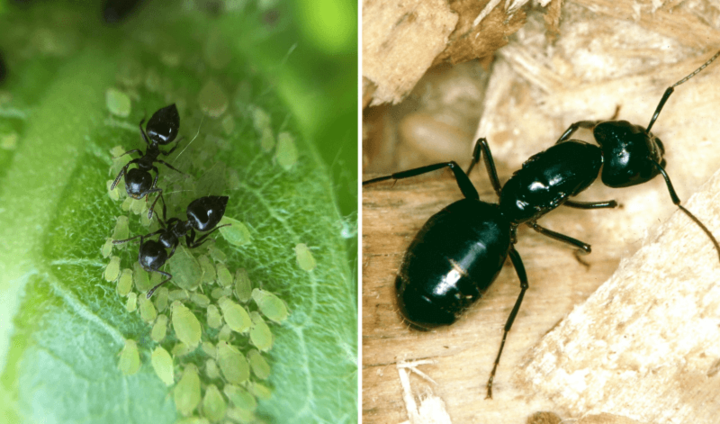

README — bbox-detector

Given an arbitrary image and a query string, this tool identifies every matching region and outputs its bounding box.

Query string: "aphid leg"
[555,120,598,144]
[160,137,183,156]
[146,270,173,298]
[650,160,720,262]
[186,224,232,249]
[466,138,502,196]
[563,199,618,209]
[486,246,528,400]
[363,161,479,200]
[526,221,591,253]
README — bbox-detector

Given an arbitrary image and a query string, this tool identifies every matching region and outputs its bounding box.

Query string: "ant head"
[139,239,168,271]
[186,195,229,232]
[146,104,180,145]
[594,120,664,188]
[125,168,153,199]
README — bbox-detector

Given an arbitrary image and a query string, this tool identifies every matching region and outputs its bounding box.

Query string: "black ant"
[113,195,231,298]
[362,50,720,399]
[110,104,184,219]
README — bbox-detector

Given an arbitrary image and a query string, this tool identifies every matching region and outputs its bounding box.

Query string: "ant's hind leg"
[486,246,528,400]
[363,161,479,201]
[564,199,618,209]
[146,270,172,298]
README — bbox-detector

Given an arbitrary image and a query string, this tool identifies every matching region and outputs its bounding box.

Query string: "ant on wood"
[363,50,720,399]
[113,195,231,298]
[111,104,184,219]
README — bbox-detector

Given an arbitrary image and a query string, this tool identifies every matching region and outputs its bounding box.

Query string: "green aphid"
[216,263,233,287]
[139,296,158,322]
[226,408,255,423]
[202,341,216,358]
[223,385,257,411]
[172,301,202,348]
[207,305,223,329]
[221,115,235,135]
[151,314,168,343]
[252,106,271,132]
[249,382,272,400]
[218,216,252,247]
[169,245,203,291]
[112,216,129,241]
[190,293,211,308]
[205,359,220,380]
[154,287,169,312]
[133,262,153,292]
[168,289,189,301]
[198,255,216,284]
[130,197,147,215]
[207,244,227,263]
[151,346,174,386]
[140,210,153,227]
[234,269,252,302]
[216,341,249,384]
[211,287,232,299]
[116,269,133,296]
[218,297,251,334]
[247,349,271,380]
[295,243,316,272]
[120,196,132,211]
[106,87,131,117]
[274,132,298,170]
[172,342,191,357]
[260,127,275,152]
[101,237,113,258]
[174,365,201,416]
[110,145,126,158]
[118,339,140,376]
[104,256,121,282]
[126,293,138,312]
[202,384,227,422]
[106,180,120,201]
[198,79,229,118]
[217,325,232,341]
[251,289,288,324]
[249,312,273,351]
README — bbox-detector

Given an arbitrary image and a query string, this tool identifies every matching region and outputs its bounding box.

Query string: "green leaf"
[0,2,357,423]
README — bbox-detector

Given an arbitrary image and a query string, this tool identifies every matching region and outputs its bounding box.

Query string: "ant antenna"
[647,50,720,132]
[175,115,205,161]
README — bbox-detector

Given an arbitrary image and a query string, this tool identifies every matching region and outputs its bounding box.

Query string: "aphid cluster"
[364,51,720,399]
[104,104,289,421]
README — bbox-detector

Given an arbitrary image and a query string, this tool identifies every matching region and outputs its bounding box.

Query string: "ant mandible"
[113,195,231,298]
[362,49,720,399]
[111,104,184,219]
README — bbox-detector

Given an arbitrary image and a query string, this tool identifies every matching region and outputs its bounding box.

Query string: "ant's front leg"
[111,158,141,190]
[363,161,479,201]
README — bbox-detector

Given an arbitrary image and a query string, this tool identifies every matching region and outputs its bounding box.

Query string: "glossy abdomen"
[396,199,511,328]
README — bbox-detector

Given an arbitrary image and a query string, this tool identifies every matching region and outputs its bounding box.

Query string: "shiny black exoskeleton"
[363,49,720,400]
[111,104,183,219]
[113,195,230,297]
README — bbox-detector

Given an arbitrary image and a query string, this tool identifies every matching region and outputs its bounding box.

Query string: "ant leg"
[555,120,598,144]
[186,224,231,249]
[139,115,151,146]
[650,160,720,262]
[486,246,528,399]
[466,138,502,196]
[114,228,164,245]
[564,199,618,209]
[113,149,142,159]
[527,221,591,253]
[363,161,479,200]
[110,158,141,190]
[155,159,185,175]
[160,137,183,156]
[647,50,720,132]
[146,270,173,298]
[146,188,164,220]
